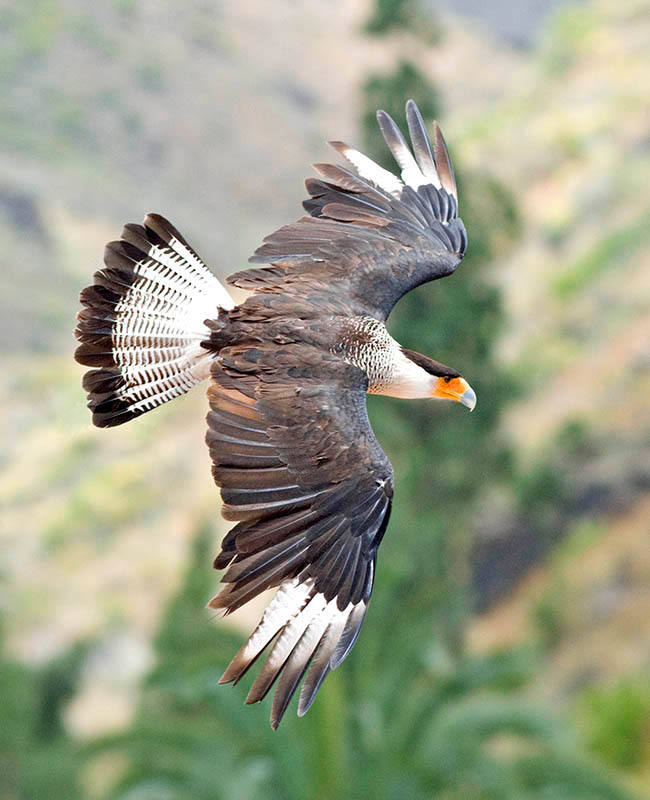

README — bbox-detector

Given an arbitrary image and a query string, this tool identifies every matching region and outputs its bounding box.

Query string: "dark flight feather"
[405,98,438,183]
[207,345,393,721]
[228,100,467,322]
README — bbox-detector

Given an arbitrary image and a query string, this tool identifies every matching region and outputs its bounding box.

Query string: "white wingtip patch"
[245,590,329,701]
[219,576,313,685]
[219,575,369,723]
[333,144,403,197]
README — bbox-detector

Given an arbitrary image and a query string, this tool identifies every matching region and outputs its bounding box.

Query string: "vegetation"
[552,207,650,298]
[0,618,86,799]
[3,0,648,798]
[577,678,650,771]
[81,5,639,799]
[86,525,636,800]
[364,0,439,42]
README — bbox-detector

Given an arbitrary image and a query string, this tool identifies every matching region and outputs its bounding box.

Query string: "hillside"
[1,0,648,787]
[1,0,383,735]
[459,0,650,631]
[1,0,522,665]
[457,0,650,791]
[461,0,650,446]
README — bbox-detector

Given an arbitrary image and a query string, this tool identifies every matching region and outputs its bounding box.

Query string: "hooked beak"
[433,377,477,412]
[458,384,477,411]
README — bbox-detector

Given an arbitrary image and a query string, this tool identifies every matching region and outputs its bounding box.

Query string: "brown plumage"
[74,100,476,729]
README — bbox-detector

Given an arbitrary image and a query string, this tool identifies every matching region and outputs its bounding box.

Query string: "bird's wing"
[207,343,393,728]
[228,100,467,322]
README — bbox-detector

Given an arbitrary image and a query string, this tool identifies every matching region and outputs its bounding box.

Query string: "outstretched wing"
[207,344,393,728]
[229,100,467,321]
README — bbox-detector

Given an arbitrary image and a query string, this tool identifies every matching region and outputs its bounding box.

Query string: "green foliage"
[555,417,597,462]
[52,100,91,147]
[540,5,597,77]
[114,0,136,16]
[513,459,566,529]
[68,13,116,54]
[84,524,637,800]
[364,0,439,42]
[578,678,650,770]
[530,517,608,653]
[0,618,86,799]
[513,415,602,537]
[35,639,93,741]
[361,62,440,167]
[364,0,413,34]
[554,518,606,563]
[0,0,63,61]
[361,58,518,647]
[43,463,156,551]
[135,61,166,94]
[552,206,650,298]
[531,590,566,651]
[540,215,573,250]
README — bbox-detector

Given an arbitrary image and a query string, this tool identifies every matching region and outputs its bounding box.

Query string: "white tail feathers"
[75,213,234,427]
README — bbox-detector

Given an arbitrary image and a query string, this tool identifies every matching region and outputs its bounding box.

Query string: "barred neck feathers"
[335,317,451,399]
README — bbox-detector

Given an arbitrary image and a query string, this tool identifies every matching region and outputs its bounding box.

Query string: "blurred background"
[2,0,649,797]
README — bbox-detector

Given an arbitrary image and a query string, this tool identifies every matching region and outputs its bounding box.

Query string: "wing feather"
[228,100,466,321]
[208,351,392,726]
[297,606,350,717]
[376,108,429,190]
[405,98,439,185]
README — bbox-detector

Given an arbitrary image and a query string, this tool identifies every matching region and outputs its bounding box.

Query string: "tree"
[364,0,439,42]
[88,525,636,800]
[0,617,86,800]
[359,59,518,658]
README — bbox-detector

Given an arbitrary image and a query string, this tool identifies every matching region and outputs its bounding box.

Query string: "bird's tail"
[74,213,234,428]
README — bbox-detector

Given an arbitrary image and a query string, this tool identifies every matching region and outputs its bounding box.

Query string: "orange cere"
[433,376,467,400]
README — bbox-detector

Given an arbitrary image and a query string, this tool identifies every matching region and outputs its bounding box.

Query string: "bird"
[74,99,475,729]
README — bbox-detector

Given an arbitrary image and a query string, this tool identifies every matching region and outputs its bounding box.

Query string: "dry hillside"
[1,0,648,761]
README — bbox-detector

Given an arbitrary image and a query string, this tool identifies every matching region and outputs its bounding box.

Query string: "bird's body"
[74,100,475,728]
[208,311,469,400]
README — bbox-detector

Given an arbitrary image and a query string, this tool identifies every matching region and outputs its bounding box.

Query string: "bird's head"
[399,348,476,410]
[432,373,476,410]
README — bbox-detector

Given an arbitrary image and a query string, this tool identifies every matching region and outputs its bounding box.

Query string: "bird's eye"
[443,376,452,383]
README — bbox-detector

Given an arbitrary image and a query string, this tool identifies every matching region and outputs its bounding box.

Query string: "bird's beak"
[433,377,477,411]
[458,383,477,411]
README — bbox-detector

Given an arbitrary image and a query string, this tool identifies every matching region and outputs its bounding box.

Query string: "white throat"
[374,346,436,399]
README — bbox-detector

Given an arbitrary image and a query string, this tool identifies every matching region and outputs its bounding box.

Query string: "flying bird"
[74,100,475,729]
